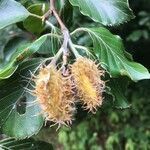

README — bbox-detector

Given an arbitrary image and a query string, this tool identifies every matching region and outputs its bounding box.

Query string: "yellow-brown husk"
[71,57,105,113]
[34,65,75,127]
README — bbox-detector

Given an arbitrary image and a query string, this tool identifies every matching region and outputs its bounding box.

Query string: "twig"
[50,0,70,66]
[42,0,71,76]
[43,0,80,70]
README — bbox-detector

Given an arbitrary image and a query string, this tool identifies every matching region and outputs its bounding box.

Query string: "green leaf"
[23,3,48,35]
[0,0,30,29]
[59,0,73,28]
[0,59,44,139]
[0,138,53,150]
[69,0,135,26]
[108,78,131,109]
[3,37,29,62]
[0,35,48,79]
[72,27,150,81]
[11,34,48,61]
[37,35,60,55]
[0,62,19,79]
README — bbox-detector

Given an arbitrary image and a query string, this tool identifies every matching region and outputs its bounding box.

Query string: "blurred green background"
[0,0,150,149]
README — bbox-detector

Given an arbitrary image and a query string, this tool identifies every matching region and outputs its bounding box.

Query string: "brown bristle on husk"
[71,57,105,113]
[34,65,75,128]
